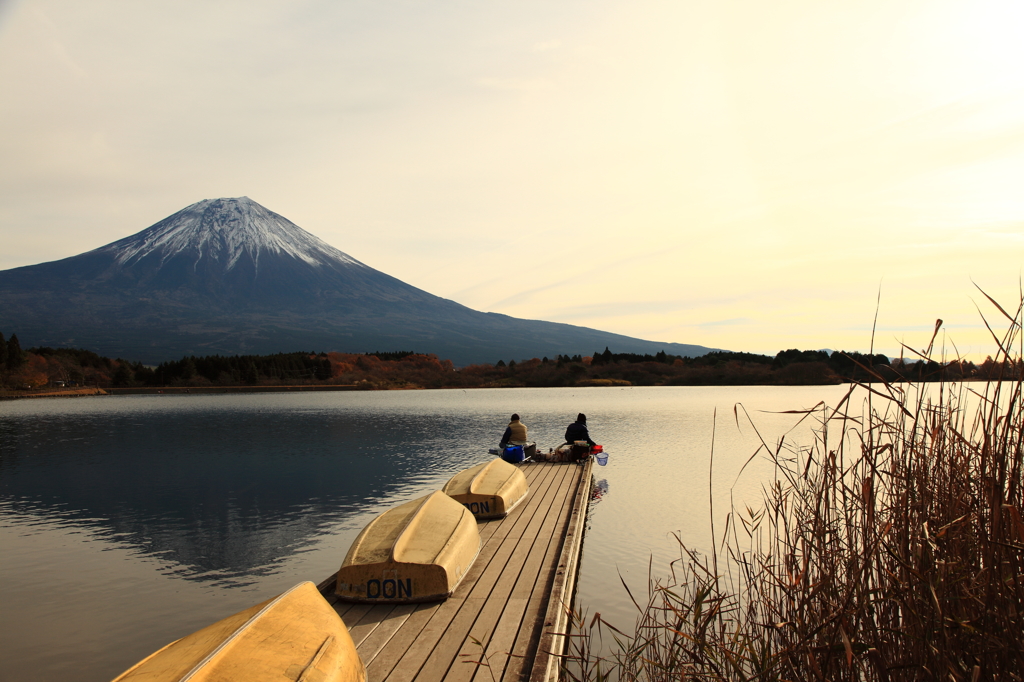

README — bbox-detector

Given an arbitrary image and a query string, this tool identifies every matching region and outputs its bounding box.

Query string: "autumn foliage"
[0,329,999,392]
[0,340,124,390]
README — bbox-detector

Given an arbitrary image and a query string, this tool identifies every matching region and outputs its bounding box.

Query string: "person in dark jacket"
[564,413,596,447]
[499,413,528,448]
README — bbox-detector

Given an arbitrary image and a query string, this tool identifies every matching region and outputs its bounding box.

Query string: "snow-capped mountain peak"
[98,197,364,273]
[0,196,719,365]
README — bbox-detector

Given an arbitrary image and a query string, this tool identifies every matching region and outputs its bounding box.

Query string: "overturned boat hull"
[442,459,529,519]
[111,581,365,682]
[335,490,481,603]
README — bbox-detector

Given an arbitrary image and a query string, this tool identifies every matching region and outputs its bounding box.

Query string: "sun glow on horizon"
[0,0,1022,361]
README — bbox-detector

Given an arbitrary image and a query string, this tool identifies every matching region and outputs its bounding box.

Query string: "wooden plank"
[487,465,582,682]
[410,596,489,682]
[416,467,576,682]
[511,464,587,681]
[320,461,590,682]
[377,465,569,682]
[348,603,405,649]
[355,602,425,666]
[439,465,577,682]
[469,465,578,682]
[472,461,587,682]
[472,596,530,682]
[363,466,558,682]
[364,603,440,681]
[327,599,383,648]
[530,459,592,682]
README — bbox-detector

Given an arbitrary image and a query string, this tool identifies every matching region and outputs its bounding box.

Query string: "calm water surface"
[0,385,851,681]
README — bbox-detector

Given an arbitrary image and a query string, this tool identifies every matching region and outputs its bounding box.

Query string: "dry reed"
[563,290,1024,681]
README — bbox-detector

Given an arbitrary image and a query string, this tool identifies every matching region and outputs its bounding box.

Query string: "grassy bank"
[566,296,1024,681]
[0,387,107,400]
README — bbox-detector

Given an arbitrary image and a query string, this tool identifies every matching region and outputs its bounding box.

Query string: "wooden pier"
[317,459,593,682]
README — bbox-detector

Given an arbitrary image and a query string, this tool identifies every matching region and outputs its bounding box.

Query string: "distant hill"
[0,197,719,365]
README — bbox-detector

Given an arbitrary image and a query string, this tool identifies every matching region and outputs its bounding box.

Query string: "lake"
[0,385,851,680]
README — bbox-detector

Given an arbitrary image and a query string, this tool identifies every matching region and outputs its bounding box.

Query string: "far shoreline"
[0,385,362,400]
[1,383,633,400]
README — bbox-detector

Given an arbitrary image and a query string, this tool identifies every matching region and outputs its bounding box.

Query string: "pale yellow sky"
[1,0,1021,360]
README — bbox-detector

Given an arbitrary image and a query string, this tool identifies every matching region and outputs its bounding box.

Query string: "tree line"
[481,347,988,387]
[1,330,1014,391]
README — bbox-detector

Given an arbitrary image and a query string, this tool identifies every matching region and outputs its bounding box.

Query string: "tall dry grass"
[564,292,1024,681]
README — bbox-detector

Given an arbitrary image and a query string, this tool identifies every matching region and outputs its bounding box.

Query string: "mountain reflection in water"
[0,396,494,584]
[1,385,847,682]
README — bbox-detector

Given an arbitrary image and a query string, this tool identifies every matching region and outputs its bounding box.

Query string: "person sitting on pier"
[500,413,527,448]
[564,413,596,447]
[564,413,596,460]
[500,414,536,457]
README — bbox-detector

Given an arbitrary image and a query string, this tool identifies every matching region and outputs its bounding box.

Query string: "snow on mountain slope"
[95,197,365,275]
[0,196,721,364]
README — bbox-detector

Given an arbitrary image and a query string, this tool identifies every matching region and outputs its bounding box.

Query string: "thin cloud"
[531,39,562,52]
[698,317,753,328]
[475,76,555,91]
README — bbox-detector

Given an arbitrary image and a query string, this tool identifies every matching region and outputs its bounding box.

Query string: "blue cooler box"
[501,445,525,463]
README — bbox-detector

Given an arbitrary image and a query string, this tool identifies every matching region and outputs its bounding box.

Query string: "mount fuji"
[0,197,717,365]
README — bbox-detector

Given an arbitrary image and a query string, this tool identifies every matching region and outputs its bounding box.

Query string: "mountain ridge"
[0,197,719,365]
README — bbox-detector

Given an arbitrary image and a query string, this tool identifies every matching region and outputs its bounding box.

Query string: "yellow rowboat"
[442,459,529,520]
[335,490,480,603]
[111,581,365,682]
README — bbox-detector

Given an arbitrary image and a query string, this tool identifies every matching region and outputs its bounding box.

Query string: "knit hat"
[577,413,586,423]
